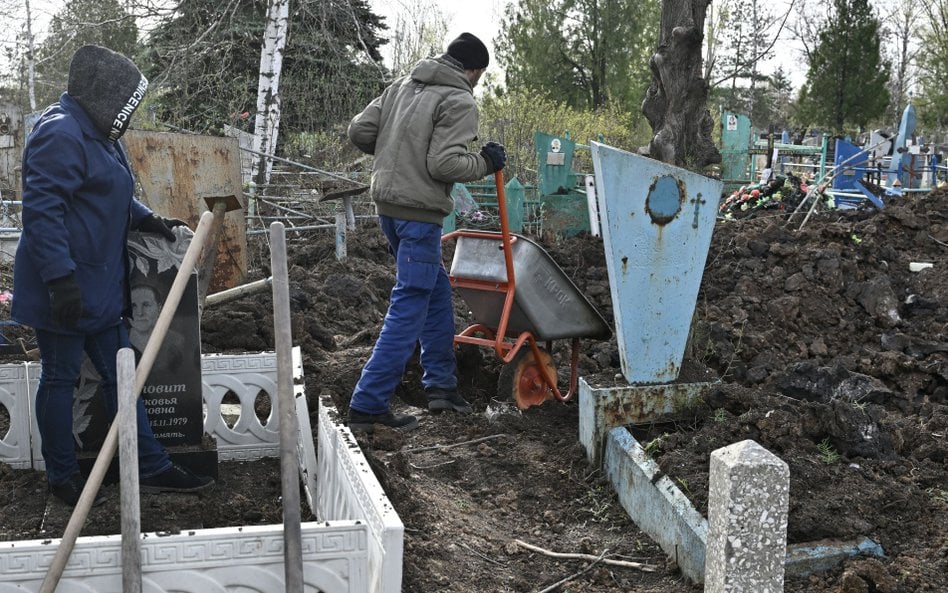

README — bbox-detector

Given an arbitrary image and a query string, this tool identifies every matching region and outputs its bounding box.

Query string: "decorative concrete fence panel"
[317,394,404,593]
[201,349,305,462]
[0,362,36,470]
[1,349,309,467]
[0,351,404,593]
[0,522,372,593]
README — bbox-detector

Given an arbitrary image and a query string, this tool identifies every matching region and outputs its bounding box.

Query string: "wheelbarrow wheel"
[498,346,557,410]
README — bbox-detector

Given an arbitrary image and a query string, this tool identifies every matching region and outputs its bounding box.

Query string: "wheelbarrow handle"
[493,171,519,359]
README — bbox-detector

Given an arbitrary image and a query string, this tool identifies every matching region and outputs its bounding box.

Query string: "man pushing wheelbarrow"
[345,33,506,433]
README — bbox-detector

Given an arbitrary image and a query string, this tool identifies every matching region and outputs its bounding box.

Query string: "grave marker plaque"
[126,229,203,445]
[71,227,215,477]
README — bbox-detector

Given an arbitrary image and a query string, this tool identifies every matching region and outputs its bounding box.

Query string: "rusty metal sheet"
[123,131,246,292]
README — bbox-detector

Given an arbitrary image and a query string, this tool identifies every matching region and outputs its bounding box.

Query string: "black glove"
[480,141,506,172]
[48,274,83,329]
[136,214,189,242]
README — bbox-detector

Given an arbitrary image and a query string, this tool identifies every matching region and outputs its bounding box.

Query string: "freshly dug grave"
[2,187,946,593]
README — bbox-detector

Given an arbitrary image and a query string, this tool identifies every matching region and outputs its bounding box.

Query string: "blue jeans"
[349,216,457,414]
[35,324,172,485]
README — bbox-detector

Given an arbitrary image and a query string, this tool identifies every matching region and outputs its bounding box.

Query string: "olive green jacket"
[348,55,491,224]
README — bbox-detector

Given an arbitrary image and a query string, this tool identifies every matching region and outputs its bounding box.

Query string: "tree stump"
[641,0,721,170]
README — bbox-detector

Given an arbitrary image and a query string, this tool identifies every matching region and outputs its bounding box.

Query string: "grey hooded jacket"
[348,55,492,224]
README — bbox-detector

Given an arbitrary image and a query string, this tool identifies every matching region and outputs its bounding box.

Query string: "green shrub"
[477,89,652,186]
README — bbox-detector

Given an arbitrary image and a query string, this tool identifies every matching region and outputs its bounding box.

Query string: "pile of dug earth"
[200,187,948,593]
[4,184,943,592]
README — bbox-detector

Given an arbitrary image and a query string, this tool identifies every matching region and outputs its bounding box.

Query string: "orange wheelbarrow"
[442,172,611,409]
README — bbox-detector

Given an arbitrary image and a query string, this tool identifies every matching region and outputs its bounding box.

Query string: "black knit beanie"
[446,33,489,70]
[67,45,148,141]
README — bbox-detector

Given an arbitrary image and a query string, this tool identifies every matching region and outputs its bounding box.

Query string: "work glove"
[135,214,189,242]
[480,141,506,173]
[48,274,83,329]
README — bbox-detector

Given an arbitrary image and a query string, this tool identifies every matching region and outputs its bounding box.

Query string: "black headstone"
[73,228,217,480]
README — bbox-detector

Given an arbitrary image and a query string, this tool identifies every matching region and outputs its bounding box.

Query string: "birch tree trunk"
[641,0,721,170]
[252,0,290,186]
[24,0,37,111]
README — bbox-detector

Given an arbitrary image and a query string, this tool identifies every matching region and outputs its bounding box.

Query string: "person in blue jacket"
[12,45,214,506]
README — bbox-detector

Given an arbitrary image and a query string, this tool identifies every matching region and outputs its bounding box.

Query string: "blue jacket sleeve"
[130,198,152,225]
[21,129,82,282]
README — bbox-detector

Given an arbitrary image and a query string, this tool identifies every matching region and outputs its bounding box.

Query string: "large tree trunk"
[641,0,721,170]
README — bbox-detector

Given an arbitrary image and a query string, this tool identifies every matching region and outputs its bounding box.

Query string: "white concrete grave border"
[0,363,32,469]
[0,350,404,593]
[590,379,886,584]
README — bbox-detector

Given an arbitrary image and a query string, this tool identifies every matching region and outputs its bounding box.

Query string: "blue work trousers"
[35,324,172,485]
[349,216,457,414]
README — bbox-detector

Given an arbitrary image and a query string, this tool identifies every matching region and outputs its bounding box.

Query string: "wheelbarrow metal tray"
[450,232,611,342]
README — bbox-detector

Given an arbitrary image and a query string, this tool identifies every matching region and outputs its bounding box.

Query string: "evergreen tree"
[143,0,387,137]
[33,0,139,108]
[707,0,791,126]
[717,68,793,133]
[711,0,773,93]
[766,67,794,129]
[496,0,659,112]
[796,0,890,133]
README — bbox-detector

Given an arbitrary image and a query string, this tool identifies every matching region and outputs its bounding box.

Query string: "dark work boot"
[49,473,107,507]
[140,463,215,494]
[348,408,419,433]
[425,387,473,415]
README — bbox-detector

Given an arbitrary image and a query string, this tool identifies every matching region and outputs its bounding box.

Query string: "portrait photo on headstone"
[72,226,203,453]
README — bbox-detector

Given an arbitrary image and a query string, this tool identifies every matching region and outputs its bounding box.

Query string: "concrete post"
[705,440,789,593]
[335,210,347,262]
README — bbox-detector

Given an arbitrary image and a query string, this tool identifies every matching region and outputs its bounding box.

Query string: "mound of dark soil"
[2,187,946,593]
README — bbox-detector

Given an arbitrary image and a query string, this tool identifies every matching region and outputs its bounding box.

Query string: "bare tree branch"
[711,0,797,88]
